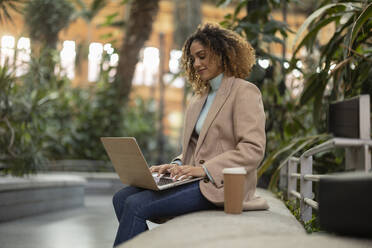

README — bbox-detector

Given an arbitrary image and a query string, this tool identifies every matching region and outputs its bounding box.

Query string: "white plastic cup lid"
[223,167,246,174]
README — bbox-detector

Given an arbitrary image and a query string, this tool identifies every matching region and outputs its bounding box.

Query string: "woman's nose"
[194,58,201,68]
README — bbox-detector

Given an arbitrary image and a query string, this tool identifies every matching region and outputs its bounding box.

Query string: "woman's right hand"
[149,164,174,176]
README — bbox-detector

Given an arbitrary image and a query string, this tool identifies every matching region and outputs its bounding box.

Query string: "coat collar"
[183,76,235,158]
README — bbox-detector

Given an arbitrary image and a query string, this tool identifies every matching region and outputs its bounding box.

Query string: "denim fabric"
[112,181,217,247]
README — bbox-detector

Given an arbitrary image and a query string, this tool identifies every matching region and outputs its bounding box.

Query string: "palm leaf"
[349,3,372,53]
[268,134,330,191]
[312,82,327,127]
[258,136,317,178]
[300,72,327,106]
[292,3,355,51]
[292,15,340,58]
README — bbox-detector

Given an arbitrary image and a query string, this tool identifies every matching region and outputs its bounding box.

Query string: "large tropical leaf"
[267,134,330,190]
[312,81,328,128]
[292,15,340,57]
[349,3,372,52]
[292,3,358,51]
[258,135,323,178]
[300,72,327,106]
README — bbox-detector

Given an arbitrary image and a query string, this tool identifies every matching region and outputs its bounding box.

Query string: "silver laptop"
[101,137,202,190]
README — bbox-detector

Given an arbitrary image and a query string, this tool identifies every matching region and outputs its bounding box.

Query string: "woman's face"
[190,40,223,81]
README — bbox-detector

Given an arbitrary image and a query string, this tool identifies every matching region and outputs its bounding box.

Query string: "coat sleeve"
[203,82,266,188]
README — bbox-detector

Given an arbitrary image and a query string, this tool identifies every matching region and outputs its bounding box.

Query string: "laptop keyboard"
[157,177,175,186]
[153,173,193,186]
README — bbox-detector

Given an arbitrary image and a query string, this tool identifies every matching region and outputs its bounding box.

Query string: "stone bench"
[0,174,86,222]
[118,188,372,248]
[119,188,303,247]
[43,172,125,194]
[47,159,114,172]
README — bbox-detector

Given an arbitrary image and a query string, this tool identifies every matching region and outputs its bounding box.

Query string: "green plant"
[259,0,372,189]
[24,0,74,84]
[259,134,330,189]
[217,0,319,187]
[276,191,321,233]
[292,0,372,128]
[218,0,363,190]
[1,56,172,175]
[1,0,176,175]
[24,0,74,49]
[218,0,296,138]
[217,0,357,233]
[0,62,52,175]
[219,0,292,67]
[39,56,164,165]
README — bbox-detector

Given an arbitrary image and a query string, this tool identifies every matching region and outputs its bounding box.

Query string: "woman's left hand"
[170,165,206,180]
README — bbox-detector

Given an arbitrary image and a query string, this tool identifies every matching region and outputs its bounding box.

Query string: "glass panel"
[88,42,103,82]
[1,35,15,67]
[60,40,76,79]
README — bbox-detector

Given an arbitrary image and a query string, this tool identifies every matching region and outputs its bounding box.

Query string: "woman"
[112,22,268,247]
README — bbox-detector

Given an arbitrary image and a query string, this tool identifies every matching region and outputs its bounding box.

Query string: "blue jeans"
[112,181,217,246]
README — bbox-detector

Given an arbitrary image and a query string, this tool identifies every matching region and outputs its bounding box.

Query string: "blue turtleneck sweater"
[195,73,223,135]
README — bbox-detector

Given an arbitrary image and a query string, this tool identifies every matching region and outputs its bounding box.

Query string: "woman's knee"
[113,186,142,212]
[123,193,150,218]
[113,189,125,217]
[113,188,124,209]
[123,194,140,214]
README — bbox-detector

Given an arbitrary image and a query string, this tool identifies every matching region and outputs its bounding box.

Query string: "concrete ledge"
[128,234,371,248]
[47,159,114,172]
[0,174,86,191]
[120,189,305,247]
[119,189,372,248]
[43,172,125,194]
[0,174,86,222]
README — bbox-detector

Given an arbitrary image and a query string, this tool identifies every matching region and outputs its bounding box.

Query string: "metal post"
[279,163,288,191]
[347,94,372,172]
[345,147,370,171]
[359,95,370,140]
[287,158,298,201]
[364,145,371,172]
[300,155,313,223]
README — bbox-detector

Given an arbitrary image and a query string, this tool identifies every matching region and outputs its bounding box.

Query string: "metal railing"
[280,138,372,223]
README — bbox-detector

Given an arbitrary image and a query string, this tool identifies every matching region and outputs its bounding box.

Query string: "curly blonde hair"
[181,22,256,95]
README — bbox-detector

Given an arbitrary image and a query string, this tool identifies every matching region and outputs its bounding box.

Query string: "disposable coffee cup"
[223,167,246,214]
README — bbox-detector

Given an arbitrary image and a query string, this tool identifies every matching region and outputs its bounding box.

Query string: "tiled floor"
[0,195,118,248]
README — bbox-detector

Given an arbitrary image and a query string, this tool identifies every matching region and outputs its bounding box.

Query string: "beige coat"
[176,76,268,210]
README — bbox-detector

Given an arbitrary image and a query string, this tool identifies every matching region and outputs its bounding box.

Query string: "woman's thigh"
[124,181,217,220]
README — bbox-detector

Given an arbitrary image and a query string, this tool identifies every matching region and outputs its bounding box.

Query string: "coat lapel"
[182,93,208,156]
[194,76,234,156]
